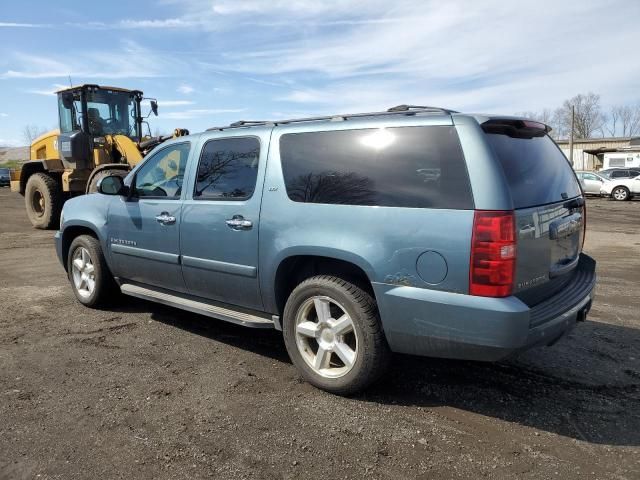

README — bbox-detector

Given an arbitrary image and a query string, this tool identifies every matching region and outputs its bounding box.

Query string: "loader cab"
[57,85,144,168]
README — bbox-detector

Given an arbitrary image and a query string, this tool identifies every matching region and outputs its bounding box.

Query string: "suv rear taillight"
[469,210,516,297]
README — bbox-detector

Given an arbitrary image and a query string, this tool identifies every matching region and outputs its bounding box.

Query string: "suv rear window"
[483,125,581,208]
[280,126,474,209]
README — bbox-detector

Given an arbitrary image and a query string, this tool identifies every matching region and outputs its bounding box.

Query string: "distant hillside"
[0,147,29,168]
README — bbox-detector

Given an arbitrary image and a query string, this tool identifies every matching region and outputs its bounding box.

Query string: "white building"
[555,137,640,171]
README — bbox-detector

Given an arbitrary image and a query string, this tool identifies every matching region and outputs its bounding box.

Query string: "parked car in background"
[598,168,640,180]
[600,174,640,201]
[54,108,596,394]
[0,168,11,187]
[575,171,608,195]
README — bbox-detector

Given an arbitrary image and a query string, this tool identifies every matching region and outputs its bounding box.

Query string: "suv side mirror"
[97,175,127,196]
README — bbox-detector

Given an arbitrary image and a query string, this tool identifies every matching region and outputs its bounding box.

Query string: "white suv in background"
[600,174,640,201]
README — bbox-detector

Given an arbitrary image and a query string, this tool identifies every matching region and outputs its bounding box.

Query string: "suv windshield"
[483,124,581,208]
[0,169,9,175]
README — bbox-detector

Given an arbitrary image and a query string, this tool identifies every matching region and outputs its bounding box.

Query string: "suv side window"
[134,142,190,199]
[280,126,473,209]
[194,137,260,200]
[610,170,627,178]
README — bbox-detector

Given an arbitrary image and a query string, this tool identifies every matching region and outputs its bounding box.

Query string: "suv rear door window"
[194,137,260,200]
[483,125,581,208]
[279,126,473,209]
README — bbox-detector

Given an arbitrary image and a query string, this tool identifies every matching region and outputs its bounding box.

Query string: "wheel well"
[274,256,374,315]
[19,162,45,194]
[61,226,99,271]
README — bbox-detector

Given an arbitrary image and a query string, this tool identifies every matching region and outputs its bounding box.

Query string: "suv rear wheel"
[282,275,390,395]
[67,235,117,307]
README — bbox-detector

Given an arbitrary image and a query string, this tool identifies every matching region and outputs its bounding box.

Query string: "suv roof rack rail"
[206,105,456,131]
[387,104,458,114]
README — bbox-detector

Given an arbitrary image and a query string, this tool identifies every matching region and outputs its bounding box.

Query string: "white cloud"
[1,41,176,80]
[141,100,196,107]
[0,22,49,28]
[0,113,8,117]
[177,84,195,94]
[161,108,246,120]
[159,100,196,107]
[26,83,70,96]
[117,18,199,29]
[209,0,639,113]
[209,0,389,17]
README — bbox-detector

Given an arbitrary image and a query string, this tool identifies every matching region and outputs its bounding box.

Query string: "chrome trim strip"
[111,244,180,265]
[181,255,257,278]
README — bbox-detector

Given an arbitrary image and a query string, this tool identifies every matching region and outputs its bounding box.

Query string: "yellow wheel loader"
[10,84,188,229]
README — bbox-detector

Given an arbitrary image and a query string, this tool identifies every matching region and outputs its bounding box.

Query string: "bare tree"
[22,125,48,145]
[605,107,620,136]
[610,104,640,137]
[557,93,605,139]
[515,94,640,140]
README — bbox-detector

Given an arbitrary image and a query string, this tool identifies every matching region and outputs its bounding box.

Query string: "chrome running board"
[120,283,275,329]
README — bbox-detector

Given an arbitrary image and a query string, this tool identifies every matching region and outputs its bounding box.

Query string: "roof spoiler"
[481,119,551,138]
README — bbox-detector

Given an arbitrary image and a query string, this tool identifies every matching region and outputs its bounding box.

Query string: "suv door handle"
[226,215,253,230]
[155,212,176,225]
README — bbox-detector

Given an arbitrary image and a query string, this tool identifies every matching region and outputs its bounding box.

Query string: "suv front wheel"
[67,235,117,307]
[283,275,390,395]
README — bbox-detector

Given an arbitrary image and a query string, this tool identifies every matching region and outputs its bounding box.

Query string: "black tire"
[87,168,129,194]
[611,186,630,201]
[67,235,118,308]
[282,275,390,395]
[25,172,62,229]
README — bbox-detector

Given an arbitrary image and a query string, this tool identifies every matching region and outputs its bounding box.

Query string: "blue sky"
[0,0,638,146]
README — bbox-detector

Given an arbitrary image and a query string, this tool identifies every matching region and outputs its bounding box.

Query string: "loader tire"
[25,173,62,230]
[87,169,129,194]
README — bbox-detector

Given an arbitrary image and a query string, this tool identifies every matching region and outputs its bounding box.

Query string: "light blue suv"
[55,105,596,394]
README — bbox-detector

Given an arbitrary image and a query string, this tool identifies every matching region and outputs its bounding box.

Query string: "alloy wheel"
[294,296,359,378]
[613,188,628,200]
[71,247,96,298]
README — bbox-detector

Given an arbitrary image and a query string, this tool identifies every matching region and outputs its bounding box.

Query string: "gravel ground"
[0,187,639,479]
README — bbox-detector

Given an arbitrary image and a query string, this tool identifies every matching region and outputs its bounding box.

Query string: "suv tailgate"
[483,119,585,305]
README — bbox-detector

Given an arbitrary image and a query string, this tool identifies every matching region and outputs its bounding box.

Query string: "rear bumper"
[0,178,9,186]
[374,253,596,361]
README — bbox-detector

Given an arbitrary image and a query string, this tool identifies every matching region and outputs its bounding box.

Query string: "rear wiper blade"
[564,197,585,209]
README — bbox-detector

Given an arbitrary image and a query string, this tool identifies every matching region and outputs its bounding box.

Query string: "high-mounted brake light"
[469,210,516,297]
[521,120,548,131]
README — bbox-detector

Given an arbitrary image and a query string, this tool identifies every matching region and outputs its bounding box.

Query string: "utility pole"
[569,105,575,167]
